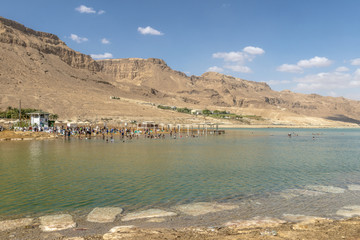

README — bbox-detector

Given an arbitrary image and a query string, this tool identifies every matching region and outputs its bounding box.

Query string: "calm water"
[1,128,360,218]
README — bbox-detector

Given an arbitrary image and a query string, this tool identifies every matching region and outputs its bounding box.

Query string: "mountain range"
[1,16,359,126]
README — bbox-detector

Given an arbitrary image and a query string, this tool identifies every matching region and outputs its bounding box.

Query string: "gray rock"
[39,214,76,232]
[0,218,33,231]
[175,202,239,216]
[86,207,123,223]
[122,209,177,221]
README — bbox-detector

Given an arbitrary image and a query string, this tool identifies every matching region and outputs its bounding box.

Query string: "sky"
[2,0,360,100]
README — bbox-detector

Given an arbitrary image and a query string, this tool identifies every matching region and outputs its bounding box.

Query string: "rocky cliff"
[0,17,100,71]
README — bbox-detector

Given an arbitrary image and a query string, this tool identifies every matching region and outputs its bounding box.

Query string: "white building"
[28,111,50,127]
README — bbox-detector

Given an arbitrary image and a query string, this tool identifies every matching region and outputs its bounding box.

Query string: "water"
[1,128,360,219]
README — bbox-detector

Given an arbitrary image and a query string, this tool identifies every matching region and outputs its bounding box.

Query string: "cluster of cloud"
[277,56,332,73]
[90,52,113,60]
[208,46,265,73]
[70,34,88,43]
[101,38,110,44]
[294,67,360,92]
[137,26,163,36]
[75,5,105,15]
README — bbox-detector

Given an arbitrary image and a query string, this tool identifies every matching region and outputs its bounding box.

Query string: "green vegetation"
[157,105,172,110]
[176,107,191,114]
[156,104,263,122]
[0,106,39,119]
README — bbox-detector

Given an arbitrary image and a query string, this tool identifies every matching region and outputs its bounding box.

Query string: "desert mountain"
[1,16,360,126]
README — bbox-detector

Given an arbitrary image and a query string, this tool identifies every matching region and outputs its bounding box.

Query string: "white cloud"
[297,56,332,68]
[101,38,110,44]
[211,46,264,74]
[207,66,224,73]
[70,34,88,43]
[243,46,265,55]
[267,80,291,85]
[277,56,332,73]
[294,71,352,91]
[335,66,349,72]
[98,10,106,15]
[213,51,247,63]
[137,26,163,36]
[90,52,113,59]
[224,65,252,73]
[75,5,96,14]
[277,64,303,73]
[350,58,360,66]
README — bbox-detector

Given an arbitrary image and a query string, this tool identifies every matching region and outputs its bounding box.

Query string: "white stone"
[305,185,345,194]
[39,214,76,232]
[336,205,360,217]
[86,207,123,223]
[224,217,286,229]
[348,185,360,191]
[109,225,136,233]
[103,225,137,240]
[122,209,177,221]
[0,218,33,231]
[175,202,239,216]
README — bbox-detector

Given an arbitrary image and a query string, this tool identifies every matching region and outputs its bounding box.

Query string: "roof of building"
[27,110,50,115]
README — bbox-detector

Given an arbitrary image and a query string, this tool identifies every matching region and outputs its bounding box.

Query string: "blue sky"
[2,0,360,100]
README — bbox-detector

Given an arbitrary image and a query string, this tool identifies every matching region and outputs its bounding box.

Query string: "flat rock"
[224,217,286,229]
[305,185,345,194]
[39,214,76,232]
[174,202,239,216]
[146,217,166,223]
[0,218,33,231]
[103,225,137,240]
[348,184,360,191]
[86,207,123,223]
[122,209,177,221]
[336,205,360,217]
[64,238,84,240]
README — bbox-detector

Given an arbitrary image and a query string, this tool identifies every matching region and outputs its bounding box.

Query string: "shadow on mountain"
[326,115,360,124]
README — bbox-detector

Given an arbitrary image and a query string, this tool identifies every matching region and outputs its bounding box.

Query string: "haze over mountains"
[1,16,360,126]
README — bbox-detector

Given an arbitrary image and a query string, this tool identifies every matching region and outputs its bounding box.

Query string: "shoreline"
[1,206,360,240]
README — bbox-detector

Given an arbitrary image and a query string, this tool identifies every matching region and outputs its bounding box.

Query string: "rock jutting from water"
[174,202,239,216]
[86,207,123,223]
[0,218,33,231]
[336,205,360,217]
[347,185,360,191]
[305,185,346,194]
[122,209,177,221]
[39,214,76,232]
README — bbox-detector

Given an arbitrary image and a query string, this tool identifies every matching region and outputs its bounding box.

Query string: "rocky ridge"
[0,16,360,126]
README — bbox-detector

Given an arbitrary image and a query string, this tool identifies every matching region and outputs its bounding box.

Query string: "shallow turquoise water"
[1,128,360,218]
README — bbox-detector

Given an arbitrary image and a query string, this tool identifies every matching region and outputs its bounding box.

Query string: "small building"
[28,111,50,127]
[191,109,202,115]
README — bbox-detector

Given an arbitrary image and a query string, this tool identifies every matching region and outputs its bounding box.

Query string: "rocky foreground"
[1,203,360,240]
